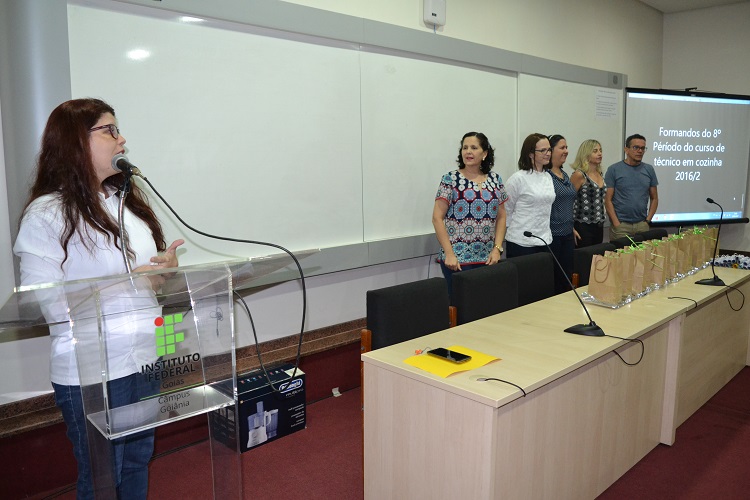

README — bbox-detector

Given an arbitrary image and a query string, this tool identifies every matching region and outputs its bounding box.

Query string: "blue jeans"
[53,373,156,499]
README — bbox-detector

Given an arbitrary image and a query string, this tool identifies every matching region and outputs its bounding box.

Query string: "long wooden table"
[362,267,750,499]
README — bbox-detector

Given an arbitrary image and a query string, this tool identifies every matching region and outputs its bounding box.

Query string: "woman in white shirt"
[504,133,556,257]
[14,98,183,499]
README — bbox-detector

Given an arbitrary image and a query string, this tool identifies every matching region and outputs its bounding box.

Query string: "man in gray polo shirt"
[604,133,659,240]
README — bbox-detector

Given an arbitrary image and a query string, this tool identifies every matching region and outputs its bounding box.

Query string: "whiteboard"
[68,5,363,264]
[66,4,623,268]
[360,52,517,241]
[518,74,624,172]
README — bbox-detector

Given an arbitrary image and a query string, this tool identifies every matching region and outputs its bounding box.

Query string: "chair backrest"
[365,277,451,350]
[506,252,556,306]
[572,242,617,287]
[451,261,519,325]
[635,228,668,242]
[609,236,632,249]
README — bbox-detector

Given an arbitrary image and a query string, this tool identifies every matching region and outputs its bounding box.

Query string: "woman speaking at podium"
[14,98,183,499]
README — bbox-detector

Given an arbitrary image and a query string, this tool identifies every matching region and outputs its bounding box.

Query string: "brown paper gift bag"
[588,253,623,305]
[705,226,719,259]
[643,245,655,288]
[661,237,677,280]
[649,247,667,285]
[632,248,647,294]
[676,235,692,274]
[689,231,705,268]
[614,249,634,299]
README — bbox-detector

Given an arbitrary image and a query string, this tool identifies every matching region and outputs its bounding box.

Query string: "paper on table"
[404,345,499,378]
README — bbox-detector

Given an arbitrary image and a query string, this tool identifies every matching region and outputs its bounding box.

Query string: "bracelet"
[494,244,504,254]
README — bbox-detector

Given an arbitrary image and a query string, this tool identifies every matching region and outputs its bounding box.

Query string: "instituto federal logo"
[154,313,185,356]
[141,313,199,385]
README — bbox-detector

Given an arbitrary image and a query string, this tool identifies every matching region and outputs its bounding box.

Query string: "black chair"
[572,242,617,287]
[609,236,633,249]
[635,228,668,242]
[362,277,453,352]
[506,252,556,306]
[361,277,454,410]
[451,261,519,325]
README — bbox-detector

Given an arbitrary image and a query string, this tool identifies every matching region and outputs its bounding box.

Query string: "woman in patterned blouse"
[432,132,508,300]
[571,139,607,247]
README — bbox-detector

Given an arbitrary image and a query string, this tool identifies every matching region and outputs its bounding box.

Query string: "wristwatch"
[494,244,504,254]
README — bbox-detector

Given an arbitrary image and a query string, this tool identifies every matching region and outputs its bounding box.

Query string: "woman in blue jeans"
[14,98,183,499]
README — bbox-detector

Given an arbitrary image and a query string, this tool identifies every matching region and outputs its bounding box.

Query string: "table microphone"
[695,197,725,286]
[523,231,604,337]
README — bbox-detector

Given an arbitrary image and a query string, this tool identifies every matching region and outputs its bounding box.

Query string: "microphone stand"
[112,154,147,274]
[524,231,604,337]
[117,175,133,274]
[696,198,725,286]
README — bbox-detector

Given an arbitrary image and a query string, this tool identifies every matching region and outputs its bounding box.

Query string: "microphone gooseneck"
[696,197,725,286]
[523,231,604,337]
[111,154,140,272]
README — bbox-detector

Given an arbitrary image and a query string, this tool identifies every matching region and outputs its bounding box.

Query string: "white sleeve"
[14,204,66,287]
[504,173,519,219]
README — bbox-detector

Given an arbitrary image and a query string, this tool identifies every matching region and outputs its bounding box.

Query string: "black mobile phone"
[427,348,472,364]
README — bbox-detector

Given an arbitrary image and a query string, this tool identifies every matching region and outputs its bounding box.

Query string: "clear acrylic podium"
[0,250,316,499]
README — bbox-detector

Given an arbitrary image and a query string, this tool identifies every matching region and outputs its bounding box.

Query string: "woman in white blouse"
[504,133,555,257]
[14,98,183,499]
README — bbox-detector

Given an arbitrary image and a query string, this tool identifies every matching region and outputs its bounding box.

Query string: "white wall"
[662,3,750,251]
[0,79,12,306]
[282,0,664,88]
[0,86,54,403]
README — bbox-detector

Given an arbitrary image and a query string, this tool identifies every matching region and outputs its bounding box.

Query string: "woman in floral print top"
[432,131,508,299]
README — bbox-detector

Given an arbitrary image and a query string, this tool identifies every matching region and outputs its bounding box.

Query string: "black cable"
[724,284,745,311]
[139,176,306,387]
[667,296,699,310]
[233,290,295,393]
[476,377,527,396]
[603,335,645,366]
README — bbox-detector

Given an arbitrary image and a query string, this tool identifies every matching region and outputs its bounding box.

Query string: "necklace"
[462,170,487,188]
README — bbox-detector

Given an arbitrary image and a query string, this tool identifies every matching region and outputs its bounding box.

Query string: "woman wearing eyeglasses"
[14,98,183,499]
[545,134,578,294]
[503,133,555,258]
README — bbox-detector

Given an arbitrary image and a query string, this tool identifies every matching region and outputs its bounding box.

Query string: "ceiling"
[639,0,750,13]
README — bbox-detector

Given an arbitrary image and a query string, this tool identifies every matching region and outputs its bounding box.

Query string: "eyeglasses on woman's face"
[534,148,553,154]
[89,123,120,139]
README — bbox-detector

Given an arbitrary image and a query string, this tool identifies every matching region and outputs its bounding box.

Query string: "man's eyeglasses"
[89,124,120,139]
[534,148,553,154]
[630,145,647,152]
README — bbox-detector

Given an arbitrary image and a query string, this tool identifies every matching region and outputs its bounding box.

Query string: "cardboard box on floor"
[212,363,306,453]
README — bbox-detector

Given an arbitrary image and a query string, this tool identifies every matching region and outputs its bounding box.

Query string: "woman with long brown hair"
[14,98,183,499]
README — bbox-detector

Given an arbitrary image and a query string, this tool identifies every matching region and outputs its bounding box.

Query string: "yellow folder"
[404,345,499,378]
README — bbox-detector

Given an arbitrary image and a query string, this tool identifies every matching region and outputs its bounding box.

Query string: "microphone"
[111,153,143,178]
[696,197,725,286]
[523,231,604,337]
